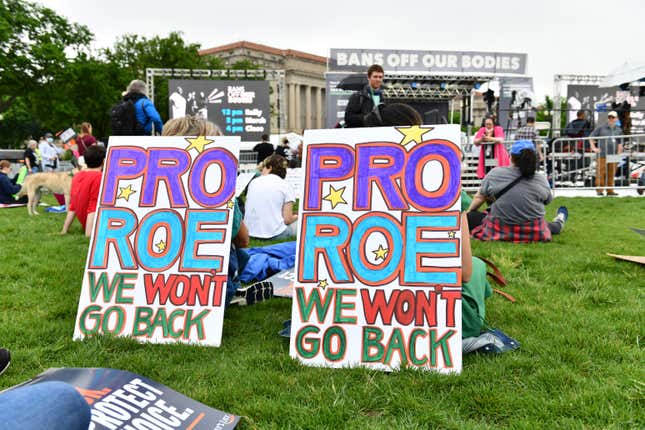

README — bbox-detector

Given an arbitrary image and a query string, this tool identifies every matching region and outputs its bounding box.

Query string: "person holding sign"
[473,116,510,178]
[467,140,568,243]
[244,154,298,240]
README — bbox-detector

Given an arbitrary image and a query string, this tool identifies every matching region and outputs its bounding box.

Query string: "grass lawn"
[0,196,643,429]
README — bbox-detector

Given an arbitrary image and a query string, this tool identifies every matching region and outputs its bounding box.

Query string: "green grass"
[1,197,644,429]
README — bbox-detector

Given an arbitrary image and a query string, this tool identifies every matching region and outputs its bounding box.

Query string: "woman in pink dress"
[473,116,510,178]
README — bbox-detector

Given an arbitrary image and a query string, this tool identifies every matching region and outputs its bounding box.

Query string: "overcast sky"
[40,0,643,101]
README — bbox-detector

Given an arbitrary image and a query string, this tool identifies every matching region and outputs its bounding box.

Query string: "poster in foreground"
[289,125,463,372]
[12,367,239,429]
[74,136,240,347]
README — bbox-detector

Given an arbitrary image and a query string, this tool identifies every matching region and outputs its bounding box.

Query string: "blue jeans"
[0,381,91,430]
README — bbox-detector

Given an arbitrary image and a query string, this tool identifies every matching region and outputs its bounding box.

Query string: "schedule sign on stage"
[289,125,463,372]
[74,136,240,347]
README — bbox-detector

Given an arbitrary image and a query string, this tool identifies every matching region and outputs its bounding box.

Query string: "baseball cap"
[511,140,535,155]
[607,111,618,118]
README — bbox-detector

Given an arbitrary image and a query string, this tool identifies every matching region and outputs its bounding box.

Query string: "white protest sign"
[74,136,240,347]
[289,125,463,372]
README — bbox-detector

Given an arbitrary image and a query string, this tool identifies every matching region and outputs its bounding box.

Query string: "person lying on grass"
[466,140,568,243]
[60,145,106,236]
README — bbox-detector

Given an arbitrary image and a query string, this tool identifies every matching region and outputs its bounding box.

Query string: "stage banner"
[329,48,527,75]
[11,368,239,429]
[289,125,463,373]
[169,80,270,141]
[74,136,240,347]
[325,72,355,128]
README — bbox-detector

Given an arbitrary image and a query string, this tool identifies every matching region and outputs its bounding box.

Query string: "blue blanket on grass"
[240,241,297,283]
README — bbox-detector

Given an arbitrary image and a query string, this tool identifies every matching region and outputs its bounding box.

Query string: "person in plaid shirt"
[514,117,543,163]
[466,140,568,243]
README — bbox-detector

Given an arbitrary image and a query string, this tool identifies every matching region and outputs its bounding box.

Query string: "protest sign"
[289,125,463,372]
[12,368,239,429]
[74,136,240,347]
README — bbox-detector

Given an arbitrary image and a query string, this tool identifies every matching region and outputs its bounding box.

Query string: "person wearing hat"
[589,111,624,196]
[466,140,568,243]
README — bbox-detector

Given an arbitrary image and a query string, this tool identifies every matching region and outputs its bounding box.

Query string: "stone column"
[316,87,323,128]
[305,85,312,130]
[288,84,296,130]
[294,84,301,131]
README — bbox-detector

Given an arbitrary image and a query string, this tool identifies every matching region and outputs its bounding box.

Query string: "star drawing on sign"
[155,240,167,252]
[227,200,235,209]
[372,244,389,261]
[396,125,434,146]
[448,231,456,238]
[117,184,137,201]
[317,279,329,289]
[322,185,347,209]
[185,135,214,154]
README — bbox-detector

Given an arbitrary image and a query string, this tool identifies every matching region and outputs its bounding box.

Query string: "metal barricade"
[462,139,548,192]
[549,134,645,193]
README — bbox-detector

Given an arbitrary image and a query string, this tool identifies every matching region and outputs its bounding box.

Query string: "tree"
[103,32,227,122]
[27,55,129,140]
[0,0,92,115]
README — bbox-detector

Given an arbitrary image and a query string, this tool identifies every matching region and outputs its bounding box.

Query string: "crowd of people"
[3,66,626,425]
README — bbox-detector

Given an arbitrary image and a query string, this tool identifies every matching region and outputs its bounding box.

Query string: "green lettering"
[333,289,357,324]
[132,307,154,336]
[430,329,455,367]
[115,273,137,304]
[409,329,428,366]
[296,287,334,323]
[183,309,210,340]
[362,326,384,363]
[323,326,346,361]
[296,325,320,359]
[383,328,407,366]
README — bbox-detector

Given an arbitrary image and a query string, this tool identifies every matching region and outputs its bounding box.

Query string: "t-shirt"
[590,124,623,156]
[478,166,552,225]
[253,142,275,164]
[77,135,97,156]
[244,174,295,239]
[69,170,102,230]
[23,148,37,167]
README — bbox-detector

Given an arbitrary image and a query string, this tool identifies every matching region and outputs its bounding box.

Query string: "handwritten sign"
[74,136,240,347]
[289,125,463,372]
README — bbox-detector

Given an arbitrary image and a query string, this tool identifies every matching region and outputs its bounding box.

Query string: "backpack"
[109,99,146,136]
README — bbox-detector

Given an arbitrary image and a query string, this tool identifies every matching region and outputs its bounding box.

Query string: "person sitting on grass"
[60,145,106,236]
[467,140,568,243]
[244,154,298,241]
[0,160,27,205]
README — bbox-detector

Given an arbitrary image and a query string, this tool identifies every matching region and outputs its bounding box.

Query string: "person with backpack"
[111,80,163,136]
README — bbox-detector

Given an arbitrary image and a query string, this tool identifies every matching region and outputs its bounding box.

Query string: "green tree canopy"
[0,0,92,114]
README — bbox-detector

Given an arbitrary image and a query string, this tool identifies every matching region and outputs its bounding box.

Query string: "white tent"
[600,62,645,87]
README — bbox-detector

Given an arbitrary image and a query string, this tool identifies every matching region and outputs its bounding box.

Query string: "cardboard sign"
[289,125,463,372]
[13,368,239,429]
[74,136,240,347]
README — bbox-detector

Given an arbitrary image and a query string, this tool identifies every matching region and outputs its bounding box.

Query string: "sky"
[39,0,644,101]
